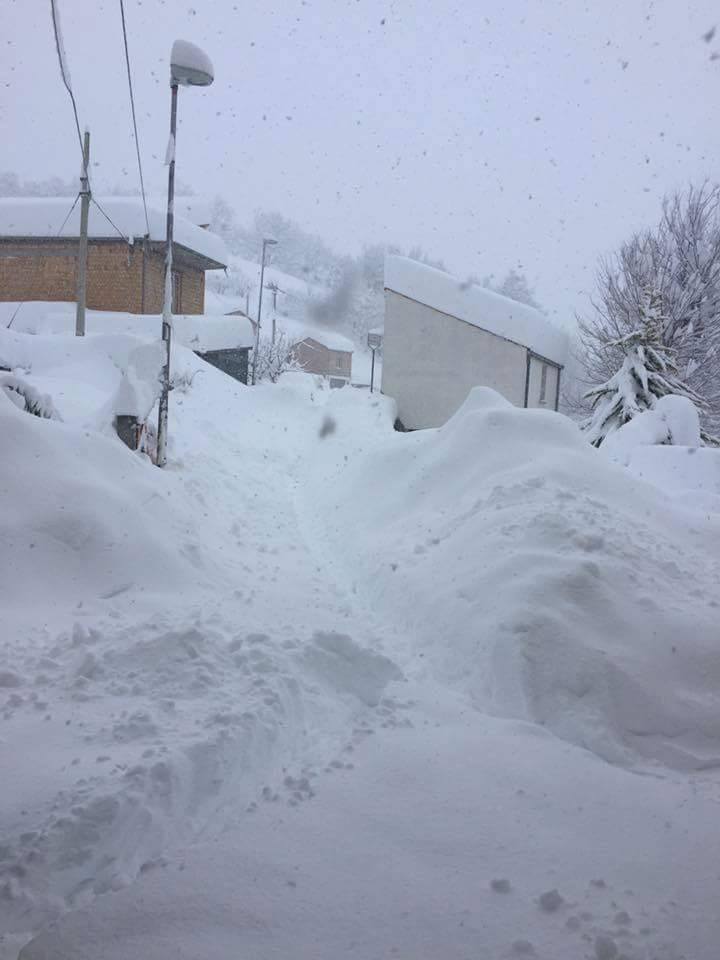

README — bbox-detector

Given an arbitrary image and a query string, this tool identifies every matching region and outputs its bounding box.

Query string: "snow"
[275,313,355,353]
[627,445,720,508]
[600,394,702,466]
[111,342,165,420]
[1,301,254,351]
[310,386,720,770]
[0,197,227,267]
[385,255,568,365]
[3,336,720,958]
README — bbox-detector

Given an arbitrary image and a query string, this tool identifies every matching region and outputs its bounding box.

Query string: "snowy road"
[3,353,720,959]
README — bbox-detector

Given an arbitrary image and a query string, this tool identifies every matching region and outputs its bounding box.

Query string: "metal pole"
[75,129,91,336]
[370,347,376,393]
[156,83,178,467]
[251,240,268,385]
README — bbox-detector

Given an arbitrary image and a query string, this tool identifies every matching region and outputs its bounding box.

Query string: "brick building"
[0,197,227,315]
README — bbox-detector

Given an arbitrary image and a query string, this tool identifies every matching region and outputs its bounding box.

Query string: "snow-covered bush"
[600,395,701,465]
[583,289,706,446]
[0,373,61,420]
[253,331,299,383]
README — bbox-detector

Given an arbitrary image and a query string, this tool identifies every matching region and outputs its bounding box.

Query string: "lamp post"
[251,238,278,385]
[156,39,214,468]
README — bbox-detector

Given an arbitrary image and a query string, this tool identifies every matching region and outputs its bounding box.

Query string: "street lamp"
[156,39,214,468]
[250,238,278,385]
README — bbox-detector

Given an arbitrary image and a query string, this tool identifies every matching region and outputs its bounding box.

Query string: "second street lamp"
[251,238,278,385]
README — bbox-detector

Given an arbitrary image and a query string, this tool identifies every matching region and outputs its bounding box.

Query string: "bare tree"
[253,331,299,383]
[576,183,720,434]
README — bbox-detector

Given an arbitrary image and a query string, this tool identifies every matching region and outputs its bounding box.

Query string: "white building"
[381,256,568,430]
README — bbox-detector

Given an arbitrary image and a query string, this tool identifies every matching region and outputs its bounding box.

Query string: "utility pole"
[75,129,91,336]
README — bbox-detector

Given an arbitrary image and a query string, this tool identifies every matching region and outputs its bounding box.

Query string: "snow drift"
[0,382,192,615]
[319,387,720,769]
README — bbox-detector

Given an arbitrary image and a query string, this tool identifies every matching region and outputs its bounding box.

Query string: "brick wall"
[180,266,204,314]
[87,243,144,312]
[0,242,78,303]
[0,239,207,315]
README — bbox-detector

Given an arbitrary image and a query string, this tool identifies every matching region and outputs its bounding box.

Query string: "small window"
[539,363,548,404]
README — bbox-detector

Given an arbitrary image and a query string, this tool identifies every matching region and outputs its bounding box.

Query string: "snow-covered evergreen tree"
[583,289,705,447]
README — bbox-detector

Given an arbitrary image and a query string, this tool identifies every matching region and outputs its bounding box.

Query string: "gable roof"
[0,196,228,269]
[385,255,568,365]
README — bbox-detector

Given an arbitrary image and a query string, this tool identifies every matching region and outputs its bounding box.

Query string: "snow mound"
[601,394,702,466]
[627,445,720,508]
[323,387,720,769]
[111,342,164,420]
[0,391,192,613]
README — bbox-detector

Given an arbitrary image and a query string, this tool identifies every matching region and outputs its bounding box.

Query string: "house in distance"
[381,256,568,430]
[292,330,354,388]
[0,196,227,315]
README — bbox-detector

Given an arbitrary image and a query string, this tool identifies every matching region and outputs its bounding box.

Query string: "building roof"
[0,196,228,269]
[275,315,354,353]
[385,255,568,366]
[0,301,254,351]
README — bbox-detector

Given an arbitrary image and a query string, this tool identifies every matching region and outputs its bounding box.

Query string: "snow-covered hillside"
[2,327,720,959]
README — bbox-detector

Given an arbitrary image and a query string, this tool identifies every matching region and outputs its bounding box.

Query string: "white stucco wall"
[381,290,528,429]
[526,354,560,410]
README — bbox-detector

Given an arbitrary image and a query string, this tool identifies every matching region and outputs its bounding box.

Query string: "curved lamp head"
[170,40,214,87]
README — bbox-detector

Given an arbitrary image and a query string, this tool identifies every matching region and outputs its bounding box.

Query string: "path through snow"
[3,353,720,959]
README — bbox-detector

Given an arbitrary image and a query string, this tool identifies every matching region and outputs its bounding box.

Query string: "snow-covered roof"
[0,301,254,351]
[278,315,354,353]
[0,196,227,268]
[150,195,214,227]
[385,255,568,365]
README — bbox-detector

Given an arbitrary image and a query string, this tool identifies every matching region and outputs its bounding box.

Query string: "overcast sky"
[2,0,718,324]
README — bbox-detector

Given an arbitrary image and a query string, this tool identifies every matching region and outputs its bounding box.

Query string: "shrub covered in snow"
[0,373,61,420]
[253,331,300,383]
[583,289,706,446]
[601,394,701,465]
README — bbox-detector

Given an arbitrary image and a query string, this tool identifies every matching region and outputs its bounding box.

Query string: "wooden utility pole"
[75,129,91,337]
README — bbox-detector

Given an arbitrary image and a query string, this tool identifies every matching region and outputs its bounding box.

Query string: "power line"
[6,193,82,330]
[118,0,151,236]
[49,0,85,163]
[91,197,130,243]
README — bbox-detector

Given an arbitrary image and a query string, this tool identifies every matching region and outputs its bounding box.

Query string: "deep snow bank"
[0,384,193,615]
[319,387,720,769]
